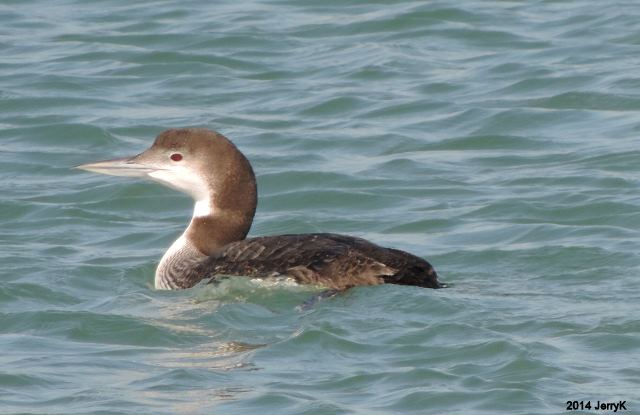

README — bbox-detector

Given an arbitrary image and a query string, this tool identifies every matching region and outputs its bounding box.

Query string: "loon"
[77,128,442,290]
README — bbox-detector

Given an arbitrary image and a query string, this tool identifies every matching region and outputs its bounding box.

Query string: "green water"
[1,1,640,414]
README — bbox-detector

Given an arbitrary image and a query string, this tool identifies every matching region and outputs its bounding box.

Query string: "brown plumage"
[77,128,444,291]
[180,233,441,290]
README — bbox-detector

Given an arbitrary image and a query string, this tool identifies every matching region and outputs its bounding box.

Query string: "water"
[1,0,640,413]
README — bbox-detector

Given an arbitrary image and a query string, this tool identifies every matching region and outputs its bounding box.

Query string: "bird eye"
[170,153,183,162]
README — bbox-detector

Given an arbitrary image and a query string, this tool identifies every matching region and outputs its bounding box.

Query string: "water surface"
[1,1,640,414]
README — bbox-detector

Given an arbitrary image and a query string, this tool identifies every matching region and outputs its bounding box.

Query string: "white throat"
[147,166,215,218]
[155,234,189,289]
[155,195,215,289]
[193,198,213,217]
[148,166,212,209]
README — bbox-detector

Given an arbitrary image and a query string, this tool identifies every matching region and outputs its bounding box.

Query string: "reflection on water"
[155,341,265,371]
[138,386,252,414]
[137,340,264,412]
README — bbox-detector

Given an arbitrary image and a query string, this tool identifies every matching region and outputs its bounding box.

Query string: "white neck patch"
[147,166,214,218]
[193,198,213,217]
[148,166,209,200]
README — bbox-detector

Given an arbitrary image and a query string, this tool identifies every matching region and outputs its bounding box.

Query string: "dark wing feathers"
[193,233,440,290]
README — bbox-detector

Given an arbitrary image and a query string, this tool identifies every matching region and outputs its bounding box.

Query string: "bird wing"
[194,233,397,290]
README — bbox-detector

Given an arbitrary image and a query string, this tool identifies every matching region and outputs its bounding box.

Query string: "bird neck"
[155,133,258,289]
[185,205,254,256]
[155,172,257,290]
[183,143,258,255]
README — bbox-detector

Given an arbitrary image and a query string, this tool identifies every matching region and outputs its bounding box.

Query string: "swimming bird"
[77,128,442,290]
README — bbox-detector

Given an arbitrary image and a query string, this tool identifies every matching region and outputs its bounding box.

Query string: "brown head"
[77,128,258,254]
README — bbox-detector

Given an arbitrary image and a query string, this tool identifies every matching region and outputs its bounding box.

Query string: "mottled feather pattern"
[176,233,441,290]
[156,240,207,289]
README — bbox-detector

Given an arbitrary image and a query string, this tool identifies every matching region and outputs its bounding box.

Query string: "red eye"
[170,153,183,162]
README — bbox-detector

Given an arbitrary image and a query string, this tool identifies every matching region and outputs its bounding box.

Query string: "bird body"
[77,129,442,290]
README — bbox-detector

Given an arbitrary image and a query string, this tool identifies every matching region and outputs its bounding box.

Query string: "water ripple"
[2,0,640,413]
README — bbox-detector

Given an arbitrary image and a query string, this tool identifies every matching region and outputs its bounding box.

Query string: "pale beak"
[75,155,153,178]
